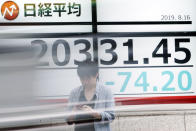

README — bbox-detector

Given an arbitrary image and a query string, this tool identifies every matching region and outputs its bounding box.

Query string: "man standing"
[67,61,115,131]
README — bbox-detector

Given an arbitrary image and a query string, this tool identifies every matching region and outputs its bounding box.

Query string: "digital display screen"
[0,0,196,104]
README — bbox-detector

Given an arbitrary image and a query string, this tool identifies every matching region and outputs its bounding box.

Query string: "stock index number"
[31,38,191,66]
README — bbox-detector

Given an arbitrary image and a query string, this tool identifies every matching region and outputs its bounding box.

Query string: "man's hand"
[80,105,102,120]
[67,106,78,124]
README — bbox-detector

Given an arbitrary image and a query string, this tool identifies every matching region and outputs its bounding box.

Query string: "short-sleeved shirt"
[74,89,97,131]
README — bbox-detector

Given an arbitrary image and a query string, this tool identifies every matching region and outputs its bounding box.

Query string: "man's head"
[77,61,98,88]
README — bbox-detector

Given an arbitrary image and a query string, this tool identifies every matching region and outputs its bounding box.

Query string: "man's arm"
[66,89,77,124]
[99,88,115,122]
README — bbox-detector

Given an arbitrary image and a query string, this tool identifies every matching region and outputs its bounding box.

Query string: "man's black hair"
[77,60,98,78]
